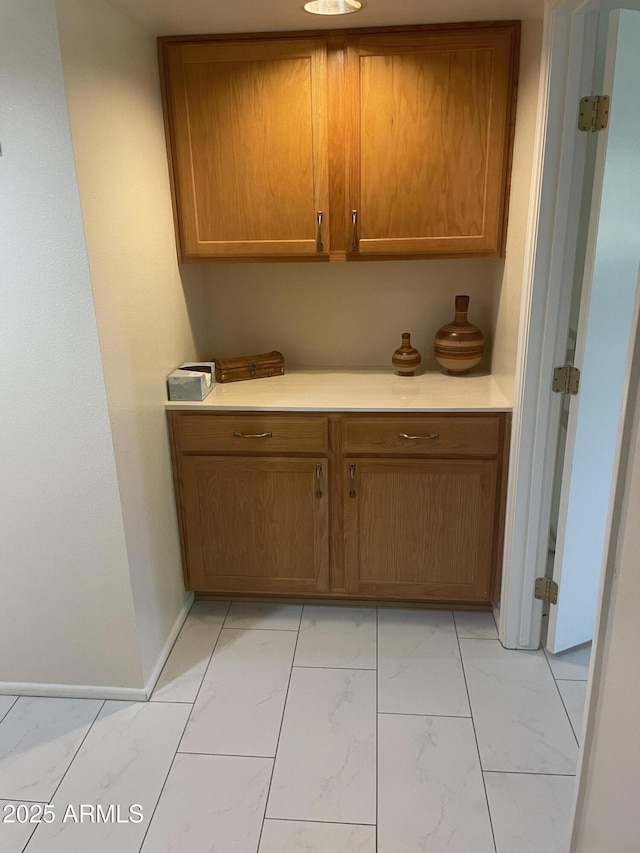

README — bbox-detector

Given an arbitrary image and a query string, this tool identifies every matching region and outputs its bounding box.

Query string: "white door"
[547,8,640,653]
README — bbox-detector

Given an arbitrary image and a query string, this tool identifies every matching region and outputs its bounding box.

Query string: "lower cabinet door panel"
[182,456,329,593]
[344,458,498,601]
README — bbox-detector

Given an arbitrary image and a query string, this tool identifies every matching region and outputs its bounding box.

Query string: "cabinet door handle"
[232,431,273,439]
[351,209,358,252]
[399,433,440,441]
[349,462,356,498]
[316,210,324,253]
[315,463,322,499]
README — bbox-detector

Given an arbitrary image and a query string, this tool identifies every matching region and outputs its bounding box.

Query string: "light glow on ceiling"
[303,0,364,15]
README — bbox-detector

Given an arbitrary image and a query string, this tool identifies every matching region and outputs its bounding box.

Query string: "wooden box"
[214,351,285,383]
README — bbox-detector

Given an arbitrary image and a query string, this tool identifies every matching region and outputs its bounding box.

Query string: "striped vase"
[434,295,484,375]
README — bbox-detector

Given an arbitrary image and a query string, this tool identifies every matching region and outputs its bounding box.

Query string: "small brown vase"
[392,333,421,376]
[434,295,484,375]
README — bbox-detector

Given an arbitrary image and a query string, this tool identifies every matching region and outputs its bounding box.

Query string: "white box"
[167,362,215,401]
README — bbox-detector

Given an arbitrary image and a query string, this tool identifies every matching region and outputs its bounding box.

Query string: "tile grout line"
[137,601,232,851]
[21,699,106,853]
[265,815,376,827]
[293,665,377,671]
[136,704,195,853]
[542,647,581,748]
[0,696,19,726]
[483,770,577,778]
[182,600,231,720]
[377,711,473,719]
[256,604,302,851]
[455,622,499,853]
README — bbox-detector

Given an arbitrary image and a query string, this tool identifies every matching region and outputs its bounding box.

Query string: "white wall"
[198,13,543,391]
[491,10,544,398]
[0,0,142,690]
[55,0,206,684]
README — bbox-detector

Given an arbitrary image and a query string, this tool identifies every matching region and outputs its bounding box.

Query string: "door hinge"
[578,95,610,132]
[535,577,558,605]
[552,364,580,395]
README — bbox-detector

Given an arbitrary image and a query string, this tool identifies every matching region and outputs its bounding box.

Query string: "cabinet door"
[346,25,518,258]
[182,456,329,593]
[344,458,498,601]
[163,39,329,260]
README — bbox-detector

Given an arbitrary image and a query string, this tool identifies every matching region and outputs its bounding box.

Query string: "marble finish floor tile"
[294,606,376,669]
[378,609,470,716]
[267,667,376,824]
[460,640,579,773]
[545,643,591,680]
[378,714,494,853]
[259,819,376,852]
[141,753,271,853]
[557,680,588,743]
[0,697,103,801]
[0,697,18,724]
[151,600,229,703]
[0,801,43,853]
[25,700,190,853]
[485,771,575,853]
[180,629,296,757]
[454,610,499,639]
[224,602,302,631]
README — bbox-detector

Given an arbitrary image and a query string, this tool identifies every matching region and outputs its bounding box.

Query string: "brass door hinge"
[578,95,610,132]
[553,364,580,396]
[535,577,558,605]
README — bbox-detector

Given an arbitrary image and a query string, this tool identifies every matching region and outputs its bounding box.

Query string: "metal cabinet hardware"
[399,433,440,441]
[351,209,358,252]
[349,463,356,498]
[315,463,322,499]
[316,210,324,253]
[232,431,273,439]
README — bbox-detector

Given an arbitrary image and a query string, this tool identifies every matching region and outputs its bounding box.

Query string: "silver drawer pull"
[232,431,273,439]
[399,433,440,441]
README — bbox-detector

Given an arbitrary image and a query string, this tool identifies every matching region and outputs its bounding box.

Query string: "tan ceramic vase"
[392,333,421,376]
[434,295,484,375]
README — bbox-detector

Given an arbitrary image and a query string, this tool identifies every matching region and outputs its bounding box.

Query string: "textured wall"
[0,0,142,689]
[55,0,206,685]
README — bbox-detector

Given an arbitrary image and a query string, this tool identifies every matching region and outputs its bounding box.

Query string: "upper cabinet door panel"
[347,26,518,258]
[164,40,329,260]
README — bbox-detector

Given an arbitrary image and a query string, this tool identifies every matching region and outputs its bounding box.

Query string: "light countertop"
[165,370,512,412]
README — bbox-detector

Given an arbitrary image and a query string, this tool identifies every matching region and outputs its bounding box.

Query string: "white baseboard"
[0,682,149,702]
[0,593,195,703]
[143,592,194,699]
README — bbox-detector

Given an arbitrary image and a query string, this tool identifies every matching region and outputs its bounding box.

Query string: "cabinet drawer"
[176,414,328,454]
[343,416,500,456]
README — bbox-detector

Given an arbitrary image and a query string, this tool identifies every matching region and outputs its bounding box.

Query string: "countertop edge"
[163,370,512,413]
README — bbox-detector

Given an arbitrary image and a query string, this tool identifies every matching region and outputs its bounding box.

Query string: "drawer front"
[343,416,501,456]
[177,414,328,454]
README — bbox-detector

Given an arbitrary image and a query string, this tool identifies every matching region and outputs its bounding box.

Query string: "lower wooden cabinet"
[343,458,498,601]
[168,410,510,604]
[181,456,329,594]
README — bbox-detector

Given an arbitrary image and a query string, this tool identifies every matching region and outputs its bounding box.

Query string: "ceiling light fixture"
[303,0,364,15]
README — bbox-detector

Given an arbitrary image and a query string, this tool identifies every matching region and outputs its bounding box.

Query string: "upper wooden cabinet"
[161,39,329,261]
[346,28,518,258]
[159,23,519,262]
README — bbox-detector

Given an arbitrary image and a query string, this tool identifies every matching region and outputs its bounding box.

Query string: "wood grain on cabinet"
[182,456,329,593]
[159,22,519,262]
[346,26,518,258]
[168,409,510,604]
[342,416,500,456]
[343,458,498,601]
[177,413,328,454]
[163,39,329,261]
